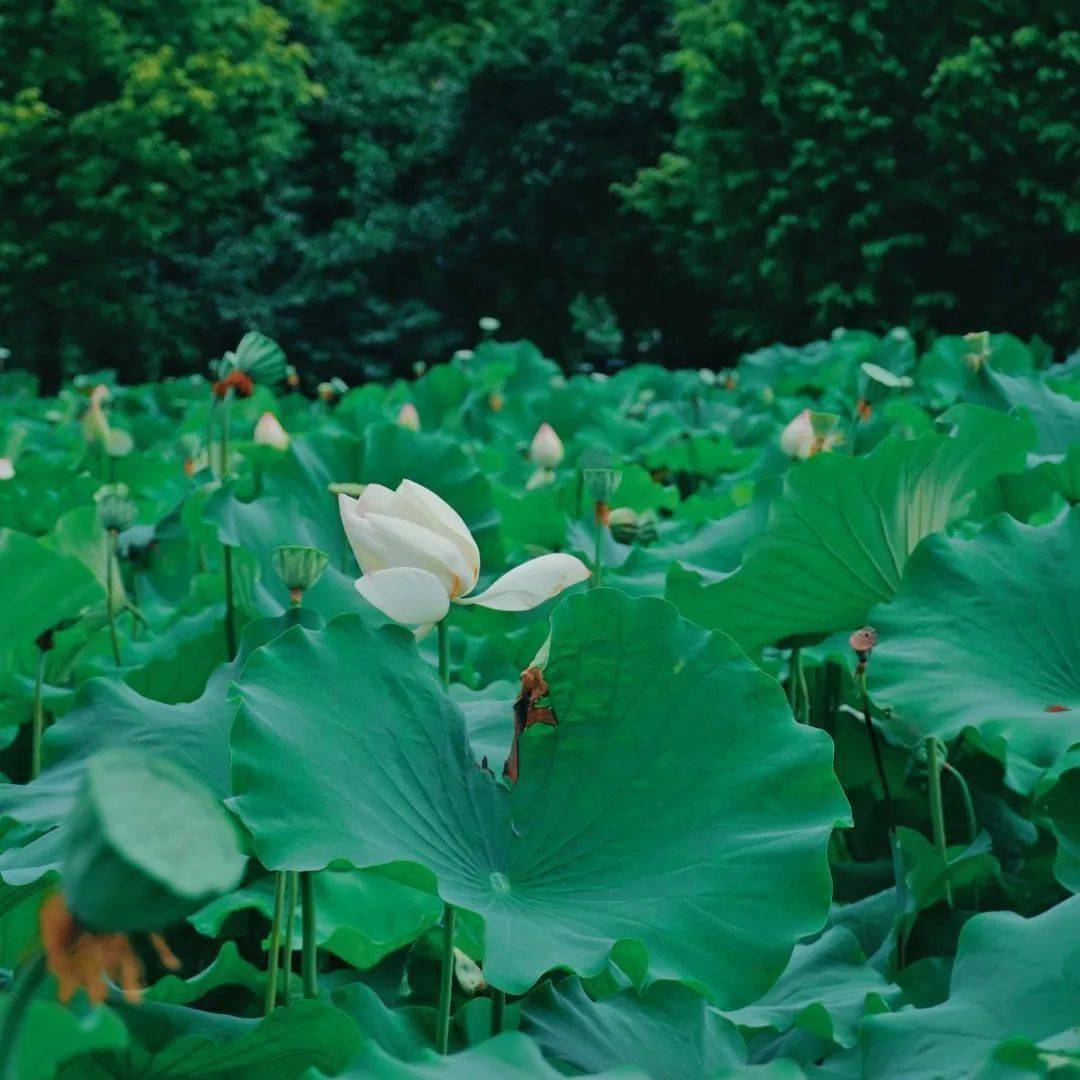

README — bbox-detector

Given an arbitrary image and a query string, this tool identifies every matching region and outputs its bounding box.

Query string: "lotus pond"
[0,328,1077,1078]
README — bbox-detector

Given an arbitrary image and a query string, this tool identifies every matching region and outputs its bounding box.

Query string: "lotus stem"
[437,619,450,688]
[941,758,979,910]
[31,648,46,780]
[797,652,810,726]
[0,952,45,1079]
[856,670,896,837]
[436,903,456,1053]
[592,506,604,588]
[222,544,237,661]
[282,870,299,1002]
[264,870,288,1014]
[926,736,952,907]
[105,529,122,666]
[301,871,317,999]
[491,988,506,1036]
[941,759,977,845]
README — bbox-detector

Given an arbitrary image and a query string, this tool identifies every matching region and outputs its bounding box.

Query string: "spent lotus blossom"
[339,479,590,631]
[780,409,843,460]
[529,422,564,469]
[254,412,290,450]
[396,402,421,431]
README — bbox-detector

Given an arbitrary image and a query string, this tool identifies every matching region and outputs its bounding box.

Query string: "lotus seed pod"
[963,330,991,373]
[272,545,330,593]
[95,490,137,533]
[583,467,623,504]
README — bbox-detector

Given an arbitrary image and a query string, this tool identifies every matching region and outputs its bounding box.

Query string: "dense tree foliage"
[621,0,1079,347]
[1,0,1075,389]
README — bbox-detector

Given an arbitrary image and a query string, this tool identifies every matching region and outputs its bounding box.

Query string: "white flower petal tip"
[458,553,591,612]
[396,403,421,431]
[253,412,290,450]
[355,567,450,626]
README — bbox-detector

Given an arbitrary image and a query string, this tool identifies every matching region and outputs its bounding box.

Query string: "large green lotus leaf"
[723,927,899,1049]
[336,1031,644,1080]
[984,1028,1080,1077]
[859,895,1080,1080]
[0,529,103,671]
[231,590,848,1003]
[521,978,745,1079]
[867,510,1080,794]
[191,866,443,972]
[66,998,362,1079]
[667,408,1032,652]
[0,612,321,883]
[985,369,1080,462]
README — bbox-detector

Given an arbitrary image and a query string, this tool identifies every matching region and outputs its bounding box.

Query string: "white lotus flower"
[0,458,13,481]
[529,422,564,468]
[780,409,843,460]
[396,403,421,431]
[340,479,590,630]
[254,412,290,450]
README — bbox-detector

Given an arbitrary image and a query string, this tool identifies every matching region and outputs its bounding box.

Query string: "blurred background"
[1,0,1075,392]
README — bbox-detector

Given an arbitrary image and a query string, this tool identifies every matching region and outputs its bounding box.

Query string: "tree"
[620,0,1079,349]
[0,0,314,391]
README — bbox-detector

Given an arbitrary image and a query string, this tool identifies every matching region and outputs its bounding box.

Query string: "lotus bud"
[698,369,718,387]
[0,458,13,481]
[963,331,991,373]
[453,948,486,994]
[396,402,421,431]
[529,423,564,469]
[412,361,427,378]
[254,412,290,450]
[82,388,112,446]
[95,486,136,533]
[272,545,330,604]
[478,316,501,335]
[453,349,474,362]
[608,507,659,546]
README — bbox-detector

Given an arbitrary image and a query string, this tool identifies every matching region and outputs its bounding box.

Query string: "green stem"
[220,388,232,478]
[282,871,299,1003]
[0,953,46,1080]
[105,530,122,666]
[223,543,237,661]
[941,760,978,844]
[592,513,604,588]
[491,988,506,1036]
[856,671,896,837]
[436,903,456,1054]
[437,618,450,688]
[301,871,317,999]
[797,651,810,726]
[31,649,46,780]
[926,736,953,907]
[264,871,287,1015]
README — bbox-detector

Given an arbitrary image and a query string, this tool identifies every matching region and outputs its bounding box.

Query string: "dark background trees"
[1,0,1075,391]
